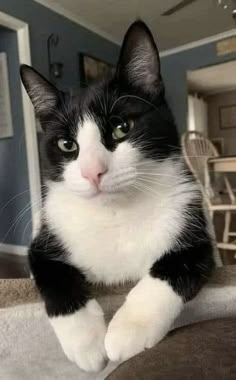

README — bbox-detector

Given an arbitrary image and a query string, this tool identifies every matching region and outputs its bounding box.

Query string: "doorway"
[0,11,41,257]
[187,60,236,151]
[186,60,236,264]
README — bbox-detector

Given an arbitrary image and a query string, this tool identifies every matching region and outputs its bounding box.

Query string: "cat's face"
[21,21,179,200]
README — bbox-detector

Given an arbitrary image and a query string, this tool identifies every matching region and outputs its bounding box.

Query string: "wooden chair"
[182,131,236,254]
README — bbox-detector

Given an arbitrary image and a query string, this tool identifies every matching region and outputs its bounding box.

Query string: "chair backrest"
[181,131,219,187]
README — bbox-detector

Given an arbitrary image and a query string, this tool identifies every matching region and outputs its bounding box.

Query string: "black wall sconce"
[47,34,63,83]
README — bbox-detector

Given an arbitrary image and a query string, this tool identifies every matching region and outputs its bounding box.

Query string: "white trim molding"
[0,11,42,235]
[0,243,28,257]
[0,52,13,138]
[160,29,236,58]
[0,11,25,29]
[34,0,120,45]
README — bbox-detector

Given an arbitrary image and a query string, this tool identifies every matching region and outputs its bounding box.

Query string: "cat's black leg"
[105,214,215,362]
[150,238,215,303]
[29,226,107,372]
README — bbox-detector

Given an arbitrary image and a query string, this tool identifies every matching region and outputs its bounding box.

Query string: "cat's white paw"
[105,277,183,363]
[105,302,163,362]
[50,300,107,372]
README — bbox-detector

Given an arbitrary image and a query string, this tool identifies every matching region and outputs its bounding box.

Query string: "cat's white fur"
[44,117,198,370]
[105,275,183,361]
[50,300,107,372]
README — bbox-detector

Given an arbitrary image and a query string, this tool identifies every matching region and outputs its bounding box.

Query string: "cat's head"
[20,21,179,200]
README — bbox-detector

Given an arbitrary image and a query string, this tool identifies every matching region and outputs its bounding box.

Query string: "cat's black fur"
[29,224,90,316]
[151,200,215,302]
[22,21,215,313]
[21,21,215,367]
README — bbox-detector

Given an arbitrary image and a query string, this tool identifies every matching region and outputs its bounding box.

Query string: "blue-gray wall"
[161,42,236,134]
[0,26,31,246]
[0,0,119,247]
[0,0,119,91]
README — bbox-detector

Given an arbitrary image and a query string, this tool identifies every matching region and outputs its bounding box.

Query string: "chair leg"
[224,176,235,204]
[209,209,214,220]
[223,211,231,243]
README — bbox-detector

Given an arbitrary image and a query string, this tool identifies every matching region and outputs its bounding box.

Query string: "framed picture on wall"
[79,54,115,86]
[211,138,224,155]
[219,105,236,129]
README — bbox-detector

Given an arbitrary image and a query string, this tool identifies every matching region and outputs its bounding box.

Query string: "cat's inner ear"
[116,21,161,94]
[20,65,59,117]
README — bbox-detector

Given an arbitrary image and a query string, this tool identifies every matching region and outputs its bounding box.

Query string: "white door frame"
[0,11,41,246]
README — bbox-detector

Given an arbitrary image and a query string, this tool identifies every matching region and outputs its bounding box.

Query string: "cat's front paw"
[50,300,107,372]
[105,302,167,362]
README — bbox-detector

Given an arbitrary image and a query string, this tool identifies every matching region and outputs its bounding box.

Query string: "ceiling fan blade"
[162,0,198,16]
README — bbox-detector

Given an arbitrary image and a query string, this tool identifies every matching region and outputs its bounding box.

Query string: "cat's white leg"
[105,276,183,362]
[50,299,107,372]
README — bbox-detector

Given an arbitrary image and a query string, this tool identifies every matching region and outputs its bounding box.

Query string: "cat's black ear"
[20,65,59,117]
[116,21,161,94]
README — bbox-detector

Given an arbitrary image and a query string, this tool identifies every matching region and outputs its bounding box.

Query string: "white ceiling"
[35,0,236,51]
[188,60,236,94]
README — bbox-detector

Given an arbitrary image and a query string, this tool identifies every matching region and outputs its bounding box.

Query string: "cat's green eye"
[112,119,134,140]
[57,138,78,153]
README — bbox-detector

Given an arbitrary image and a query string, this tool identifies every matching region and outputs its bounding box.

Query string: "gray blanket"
[0,267,236,380]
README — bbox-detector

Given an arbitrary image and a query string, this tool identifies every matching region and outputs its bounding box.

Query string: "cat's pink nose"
[81,162,107,186]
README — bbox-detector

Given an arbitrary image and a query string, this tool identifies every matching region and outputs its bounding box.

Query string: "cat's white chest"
[45,184,185,284]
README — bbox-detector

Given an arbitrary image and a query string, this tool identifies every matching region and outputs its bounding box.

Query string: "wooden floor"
[0,252,29,278]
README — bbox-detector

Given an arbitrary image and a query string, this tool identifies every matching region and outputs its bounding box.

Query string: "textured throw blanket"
[0,267,236,380]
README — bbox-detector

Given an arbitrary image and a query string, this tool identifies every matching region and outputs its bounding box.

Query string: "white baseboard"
[0,243,28,257]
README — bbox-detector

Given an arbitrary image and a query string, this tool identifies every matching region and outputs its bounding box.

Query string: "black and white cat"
[20,21,215,373]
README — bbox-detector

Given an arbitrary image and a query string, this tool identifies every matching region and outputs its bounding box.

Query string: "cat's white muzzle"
[64,166,137,199]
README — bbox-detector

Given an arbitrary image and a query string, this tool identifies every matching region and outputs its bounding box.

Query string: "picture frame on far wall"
[79,53,115,86]
[211,137,224,155]
[219,105,236,129]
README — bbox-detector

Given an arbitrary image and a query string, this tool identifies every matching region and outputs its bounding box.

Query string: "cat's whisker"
[96,94,106,117]
[132,183,160,199]
[135,182,161,195]
[0,189,30,216]
[105,86,109,116]
[134,136,167,145]
[135,162,162,169]
[22,218,33,243]
[137,177,173,188]
[135,159,173,167]
[110,94,158,113]
[1,198,41,244]
[137,172,183,180]
[59,93,73,123]
[134,181,162,197]
[109,114,125,123]
[43,106,69,124]
[13,201,33,235]
[133,182,193,209]
[110,95,175,126]
[181,155,213,158]
[42,119,69,128]
[13,196,44,235]
[131,183,152,197]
